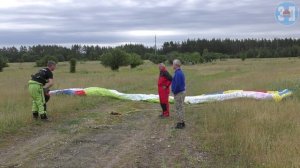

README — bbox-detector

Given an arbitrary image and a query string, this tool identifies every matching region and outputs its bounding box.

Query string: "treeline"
[0,44,154,63]
[162,38,300,57]
[147,50,229,65]
[0,38,300,64]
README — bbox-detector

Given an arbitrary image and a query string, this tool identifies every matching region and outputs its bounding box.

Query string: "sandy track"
[0,105,206,168]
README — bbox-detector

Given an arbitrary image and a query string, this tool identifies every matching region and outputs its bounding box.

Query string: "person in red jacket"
[158,63,172,117]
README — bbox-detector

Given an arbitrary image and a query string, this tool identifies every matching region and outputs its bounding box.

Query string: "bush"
[100,48,130,71]
[240,53,247,61]
[181,52,203,64]
[202,49,220,63]
[165,51,227,65]
[166,51,180,64]
[259,48,272,58]
[36,55,58,67]
[69,58,77,73]
[129,53,143,68]
[245,49,258,58]
[149,54,167,64]
[0,55,9,72]
[144,53,153,61]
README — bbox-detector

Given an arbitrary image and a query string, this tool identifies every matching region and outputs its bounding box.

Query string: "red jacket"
[158,67,172,93]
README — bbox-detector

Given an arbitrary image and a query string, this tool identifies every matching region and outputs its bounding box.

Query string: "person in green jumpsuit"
[28,61,56,120]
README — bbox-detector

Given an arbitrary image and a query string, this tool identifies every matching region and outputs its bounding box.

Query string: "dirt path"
[0,103,206,168]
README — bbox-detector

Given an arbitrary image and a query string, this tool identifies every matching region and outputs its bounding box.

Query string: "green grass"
[1,58,300,167]
[190,99,300,167]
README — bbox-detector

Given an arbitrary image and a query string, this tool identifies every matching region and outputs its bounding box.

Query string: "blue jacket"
[172,68,185,94]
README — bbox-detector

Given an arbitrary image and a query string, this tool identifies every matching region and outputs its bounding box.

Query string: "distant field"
[0,58,300,167]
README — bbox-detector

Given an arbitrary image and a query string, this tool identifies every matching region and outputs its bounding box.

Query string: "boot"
[163,111,169,117]
[40,113,48,120]
[32,111,39,119]
[175,122,185,129]
[159,114,168,118]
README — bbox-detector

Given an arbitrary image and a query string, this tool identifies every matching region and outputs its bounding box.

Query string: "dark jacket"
[31,68,53,86]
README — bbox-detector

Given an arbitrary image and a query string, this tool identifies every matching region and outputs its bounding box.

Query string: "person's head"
[172,59,181,70]
[158,63,166,71]
[47,61,56,71]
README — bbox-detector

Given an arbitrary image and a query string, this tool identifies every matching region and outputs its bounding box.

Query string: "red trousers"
[158,88,170,116]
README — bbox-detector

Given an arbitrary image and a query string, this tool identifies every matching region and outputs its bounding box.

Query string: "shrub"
[240,53,247,61]
[100,48,130,71]
[36,55,58,67]
[166,51,180,64]
[129,53,143,68]
[0,55,9,72]
[69,58,77,73]
[149,54,167,64]
[202,49,219,63]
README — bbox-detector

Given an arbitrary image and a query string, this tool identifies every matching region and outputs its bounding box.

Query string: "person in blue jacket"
[171,59,186,129]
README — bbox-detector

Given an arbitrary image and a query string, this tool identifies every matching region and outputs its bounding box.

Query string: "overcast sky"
[0,0,299,47]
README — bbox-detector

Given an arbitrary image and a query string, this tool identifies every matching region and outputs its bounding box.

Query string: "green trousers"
[28,80,46,115]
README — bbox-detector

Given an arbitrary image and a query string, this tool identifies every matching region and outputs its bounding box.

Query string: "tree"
[240,53,247,61]
[69,58,77,73]
[0,54,9,72]
[149,54,167,64]
[1,38,300,64]
[202,49,212,62]
[36,55,58,67]
[166,51,180,64]
[100,48,130,71]
[245,49,258,58]
[177,52,202,65]
[259,48,272,58]
[129,53,143,68]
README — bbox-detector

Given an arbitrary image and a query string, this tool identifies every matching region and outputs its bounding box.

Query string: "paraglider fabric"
[49,87,292,104]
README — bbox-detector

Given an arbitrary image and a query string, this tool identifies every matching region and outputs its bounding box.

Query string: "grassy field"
[0,58,300,167]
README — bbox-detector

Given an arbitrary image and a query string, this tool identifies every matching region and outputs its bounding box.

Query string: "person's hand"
[162,86,167,89]
[43,88,50,96]
[43,88,51,102]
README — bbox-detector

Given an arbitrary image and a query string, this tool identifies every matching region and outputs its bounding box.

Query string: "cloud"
[0,0,298,46]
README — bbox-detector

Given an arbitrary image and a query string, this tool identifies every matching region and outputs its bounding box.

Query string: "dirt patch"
[0,104,207,168]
